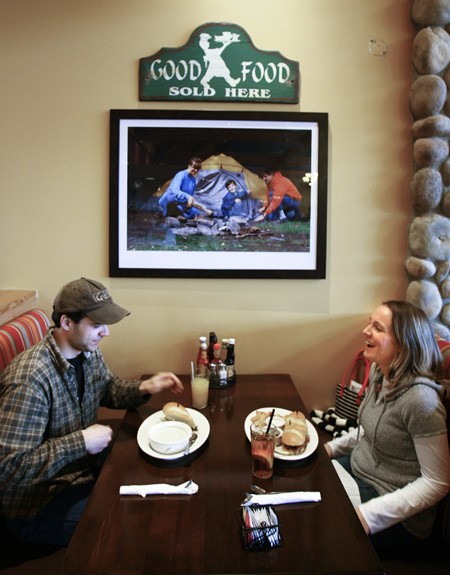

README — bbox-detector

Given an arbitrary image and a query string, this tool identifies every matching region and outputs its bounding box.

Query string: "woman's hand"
[356,507,370,535]
[324,443,333,457]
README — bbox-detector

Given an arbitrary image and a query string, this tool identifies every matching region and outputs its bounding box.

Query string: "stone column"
[407,0,450,338]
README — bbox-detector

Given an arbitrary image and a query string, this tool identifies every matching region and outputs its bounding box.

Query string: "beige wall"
[0,0,413,410]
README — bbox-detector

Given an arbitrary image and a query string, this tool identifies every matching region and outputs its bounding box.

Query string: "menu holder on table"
[237,506,281,551]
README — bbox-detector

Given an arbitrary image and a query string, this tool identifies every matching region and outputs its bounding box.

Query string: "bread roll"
[162,402,197,430]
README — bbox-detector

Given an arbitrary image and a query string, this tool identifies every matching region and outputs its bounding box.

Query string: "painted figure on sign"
[199,32,241,89]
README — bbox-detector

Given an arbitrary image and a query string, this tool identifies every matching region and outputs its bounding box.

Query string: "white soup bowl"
[147,421,192,455]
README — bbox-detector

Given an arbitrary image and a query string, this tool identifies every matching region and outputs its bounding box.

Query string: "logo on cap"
[93,289,111,303]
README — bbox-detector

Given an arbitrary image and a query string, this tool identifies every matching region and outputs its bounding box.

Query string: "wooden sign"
[139,23,299,104]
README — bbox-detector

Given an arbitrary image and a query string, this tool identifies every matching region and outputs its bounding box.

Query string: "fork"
[251,485,283,495]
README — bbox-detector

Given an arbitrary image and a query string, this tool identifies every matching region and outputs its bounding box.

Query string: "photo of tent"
[112,109,328,278]
[156,153,266,218]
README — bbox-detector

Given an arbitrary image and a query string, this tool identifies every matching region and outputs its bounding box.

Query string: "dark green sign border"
[139,22,299,104]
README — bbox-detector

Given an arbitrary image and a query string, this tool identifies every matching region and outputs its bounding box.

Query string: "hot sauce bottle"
[197,339,209,375]
[196,336,207,367]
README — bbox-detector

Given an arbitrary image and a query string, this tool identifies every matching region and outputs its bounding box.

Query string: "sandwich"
[281,411,309,455]
[162,402,197,430]
[281,427,308,454]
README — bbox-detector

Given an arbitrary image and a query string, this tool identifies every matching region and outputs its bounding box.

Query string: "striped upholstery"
[437,337,450,379]
[436,337,450,442]
[0,309,50,371]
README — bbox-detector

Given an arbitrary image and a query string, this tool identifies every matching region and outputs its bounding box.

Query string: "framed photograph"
[109,109,328,279]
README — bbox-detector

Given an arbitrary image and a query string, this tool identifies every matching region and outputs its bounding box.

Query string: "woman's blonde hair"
[383,300,443,386]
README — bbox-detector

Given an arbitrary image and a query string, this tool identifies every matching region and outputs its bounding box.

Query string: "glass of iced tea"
[250,423,277,479]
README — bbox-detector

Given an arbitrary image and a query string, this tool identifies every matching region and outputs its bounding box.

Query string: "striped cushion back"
[437,337,450,379]
[0,309,50,371]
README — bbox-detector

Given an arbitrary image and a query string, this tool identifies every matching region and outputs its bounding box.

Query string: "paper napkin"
[241,491,321,506]
[119,480,198,498]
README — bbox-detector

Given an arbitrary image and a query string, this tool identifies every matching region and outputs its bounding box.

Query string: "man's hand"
[82,424,113,454]
[139,372,184,396]
[254,214,265,223]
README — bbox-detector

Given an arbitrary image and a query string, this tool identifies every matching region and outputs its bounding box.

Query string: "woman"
[325,300,450,554]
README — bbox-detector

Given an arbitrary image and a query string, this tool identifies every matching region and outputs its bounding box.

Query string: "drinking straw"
[266,408,275,434]
[190,361,195,381]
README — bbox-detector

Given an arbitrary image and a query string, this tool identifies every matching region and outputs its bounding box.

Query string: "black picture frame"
[109,109,328,279]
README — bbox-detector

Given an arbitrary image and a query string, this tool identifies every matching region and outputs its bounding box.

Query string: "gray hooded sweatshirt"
[351,365,447,538]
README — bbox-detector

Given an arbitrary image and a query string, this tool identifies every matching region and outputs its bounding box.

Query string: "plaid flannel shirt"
[0,329,146,520]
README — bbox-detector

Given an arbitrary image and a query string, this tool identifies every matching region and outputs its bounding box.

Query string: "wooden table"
[58,374,383,575]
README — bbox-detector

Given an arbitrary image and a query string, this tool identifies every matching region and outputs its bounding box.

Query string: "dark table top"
[58,374,383,575]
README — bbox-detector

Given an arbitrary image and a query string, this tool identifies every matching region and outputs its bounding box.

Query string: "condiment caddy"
[196,332,236,388]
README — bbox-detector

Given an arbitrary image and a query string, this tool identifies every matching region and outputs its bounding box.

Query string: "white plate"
[244,407,319,461]
[137,408,210,460]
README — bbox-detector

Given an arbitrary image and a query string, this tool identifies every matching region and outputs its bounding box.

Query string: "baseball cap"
[53,278,130,325]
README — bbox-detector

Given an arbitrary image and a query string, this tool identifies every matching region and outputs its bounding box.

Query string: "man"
[255,168,302,222]
[158,157,205,219]
[0,278,183,547]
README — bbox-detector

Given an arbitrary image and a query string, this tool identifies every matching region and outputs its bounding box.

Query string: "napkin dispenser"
[238,506,281,551]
